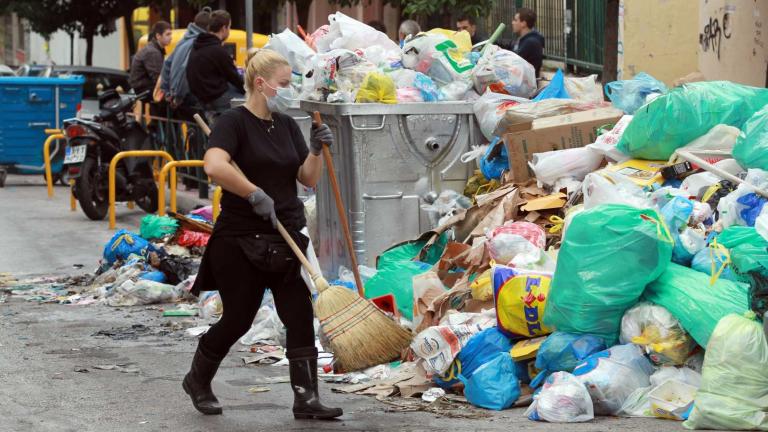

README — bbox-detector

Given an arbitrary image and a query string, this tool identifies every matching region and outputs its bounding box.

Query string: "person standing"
[129,21,172,97]
[183,49,342,420]
[186,10,245,121]
[398,20,421,46]
[511,8,545,77]
[456,15,488,47]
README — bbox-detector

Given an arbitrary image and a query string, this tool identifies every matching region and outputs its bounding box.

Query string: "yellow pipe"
[43,133,65,198]
[157,160,205,216]
[109,150,173,229]
[69,179,76,211]
[212,186,222,222]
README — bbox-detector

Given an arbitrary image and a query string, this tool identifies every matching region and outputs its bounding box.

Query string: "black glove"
[309,124,333,156]
[246,189,277,228]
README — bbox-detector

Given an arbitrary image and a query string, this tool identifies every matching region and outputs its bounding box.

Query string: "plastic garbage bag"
[103,230,157,265]
[492,265,552,339]
[470,268,493,301]
[106,279,182,307]
[529,147,604,187]
[411,321,496,375]
[643,262,750,347]
[684,313,768,431]
[190,206,214,223]
[439,78,474,101]
[620,367,702,418]
[487,221,546,265]
[139,215,179,240]
[564,74,603,104]
[265,29,315,75]
[158,255,198,285]
[605,72,667,114]
[533,69,571,101]
[472,44,537,98]
[479,137,509,180]
[199,290,223,318]
[651,366,702,388]
[544,204,673,345]
[526,371,595,423]
[402,33,473,86]
[582,171,652,210]
[733,105,768,171]
[177,229,210,247]
[316,12,400,55]
[433,327,513,389]
[472,90,528,140]
[672,124,740,158]
[139,271,166,283]
[658,196,706,265]
[460,352,520,410]
[617,81,768,160]
[572,344,655,416]
[620,302,696,365]
[717,226,768,278]
[535,332,607,376]
[355,72,397,103]
[586,114,633,163]
[239,292,285,346]
[691,244,739,283]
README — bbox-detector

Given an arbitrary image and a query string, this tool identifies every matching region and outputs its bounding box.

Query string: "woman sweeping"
[184,49,342,420]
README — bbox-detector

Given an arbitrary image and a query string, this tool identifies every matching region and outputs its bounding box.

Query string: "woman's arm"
[297,153,323,188]
[203,147,258,198]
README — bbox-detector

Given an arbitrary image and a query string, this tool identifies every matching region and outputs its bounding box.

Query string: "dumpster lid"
[300,100,475,116]
[0,75,85,85]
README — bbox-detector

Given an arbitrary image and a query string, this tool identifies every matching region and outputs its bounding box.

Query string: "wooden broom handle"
[193,113,319,277]
[313,112,365,296]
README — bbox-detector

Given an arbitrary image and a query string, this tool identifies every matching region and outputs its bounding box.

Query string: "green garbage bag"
[543,204,674,345]
[684,313,768,431]
[643,263,750,348]
[617,81,768,160]
[140,215,179,240]
[733,105,768,171]
[717,226,768,277]
[364,232,448,320]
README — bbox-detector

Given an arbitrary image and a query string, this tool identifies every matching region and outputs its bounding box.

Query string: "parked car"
[0,65,14,76]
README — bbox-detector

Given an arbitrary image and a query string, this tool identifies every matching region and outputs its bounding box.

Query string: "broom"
[193,113,412,371]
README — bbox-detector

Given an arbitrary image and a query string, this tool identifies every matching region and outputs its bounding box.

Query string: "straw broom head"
[312,274,412,372]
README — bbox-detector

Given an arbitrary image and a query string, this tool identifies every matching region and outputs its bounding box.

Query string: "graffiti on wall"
[699,12,732,60]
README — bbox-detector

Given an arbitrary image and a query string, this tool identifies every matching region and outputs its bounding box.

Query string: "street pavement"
[0,175,688,432]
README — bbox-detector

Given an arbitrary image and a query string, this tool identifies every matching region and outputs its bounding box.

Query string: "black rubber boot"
[288,347,343,420]
[182,345,223,415]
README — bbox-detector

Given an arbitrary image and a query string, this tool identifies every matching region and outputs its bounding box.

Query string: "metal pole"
[245,0,253,51]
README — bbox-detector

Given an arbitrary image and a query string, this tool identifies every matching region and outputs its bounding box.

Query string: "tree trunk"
[293,0,312,31]
[85,31,94,66]
[602,0,619,85]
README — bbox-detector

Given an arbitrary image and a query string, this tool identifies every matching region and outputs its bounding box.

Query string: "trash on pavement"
[105,280,182,307]
[685,313,768,431]
[139,214,179,240]
[103,230,157,265]
[491,265,551,338]
[433,327,513,389]
[525,371,594,423]
[533,332,606,385]
[620,302,696,366]
[176,229,211,247]
[460,352,520,411]
[647,379,696,421]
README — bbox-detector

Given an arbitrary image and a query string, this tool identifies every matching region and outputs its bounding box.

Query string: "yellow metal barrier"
[157,160,205,216]
[212,186,222,222]
[69,179,77,211]
[109,150,173,229]
[43,130,65,198]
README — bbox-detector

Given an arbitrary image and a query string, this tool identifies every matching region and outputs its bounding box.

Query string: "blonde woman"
[185,49,341,420]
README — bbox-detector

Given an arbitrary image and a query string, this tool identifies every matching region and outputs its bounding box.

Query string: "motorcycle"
[62,90,158,220]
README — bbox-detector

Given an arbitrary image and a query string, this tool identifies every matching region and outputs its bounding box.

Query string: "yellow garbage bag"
[470,269,493,301]
[355,72,397,104]
[427,28,473,53]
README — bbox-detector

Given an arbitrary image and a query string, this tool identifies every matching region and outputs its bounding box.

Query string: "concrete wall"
[619,0,700,85]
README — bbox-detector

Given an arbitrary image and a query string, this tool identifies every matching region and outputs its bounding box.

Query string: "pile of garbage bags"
[351,70,768,428]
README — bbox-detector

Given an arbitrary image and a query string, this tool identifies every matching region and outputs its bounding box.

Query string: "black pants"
[199,236,316,360]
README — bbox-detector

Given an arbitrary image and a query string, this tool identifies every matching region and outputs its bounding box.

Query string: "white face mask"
[262,82,298,113]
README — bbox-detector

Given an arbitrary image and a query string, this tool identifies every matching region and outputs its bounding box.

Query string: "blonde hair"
[244,48,291,98]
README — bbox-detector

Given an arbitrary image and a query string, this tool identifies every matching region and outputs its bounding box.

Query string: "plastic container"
[648,379,697,421]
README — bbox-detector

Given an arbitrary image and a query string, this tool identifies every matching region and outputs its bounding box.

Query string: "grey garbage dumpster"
[301,101,482,277]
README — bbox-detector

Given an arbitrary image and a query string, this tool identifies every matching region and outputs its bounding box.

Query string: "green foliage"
[401,0,494,19]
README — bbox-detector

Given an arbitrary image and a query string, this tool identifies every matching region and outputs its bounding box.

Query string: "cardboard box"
[502,107,624,183]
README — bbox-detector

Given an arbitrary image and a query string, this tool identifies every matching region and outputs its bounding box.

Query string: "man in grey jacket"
[160,9,211,114]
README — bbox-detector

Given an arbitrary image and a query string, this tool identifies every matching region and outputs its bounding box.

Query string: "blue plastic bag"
[103,230,156,265]
[605,72,667,114]
[691,247,739,282]
[413,72,442,102]
[532,332,606,388]
[737,193,768,227]
[139,271,167,283]
[460,352,520,410]
[479,137,509,180]
[533,69,570,101]
[433,327,512,389]
[659,196,697,265]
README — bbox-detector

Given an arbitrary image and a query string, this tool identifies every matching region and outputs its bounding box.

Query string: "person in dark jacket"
[456,15,488,47]
[129,21,172,96]
[511,8,545,77]
[160,9,210,115]
[186,10,245,121]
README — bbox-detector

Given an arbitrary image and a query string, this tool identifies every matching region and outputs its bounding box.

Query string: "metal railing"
[108,150,174,230]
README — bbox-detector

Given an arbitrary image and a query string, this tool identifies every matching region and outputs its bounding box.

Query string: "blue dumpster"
[0,75,84,185]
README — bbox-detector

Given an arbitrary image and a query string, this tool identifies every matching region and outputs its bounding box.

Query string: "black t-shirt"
[208,106,309,235]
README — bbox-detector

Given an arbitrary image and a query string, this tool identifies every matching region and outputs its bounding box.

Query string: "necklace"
[244,104,275,133]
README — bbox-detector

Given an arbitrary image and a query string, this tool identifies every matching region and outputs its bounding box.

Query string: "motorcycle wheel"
[76,157,109,220]
[135,181,159,214]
